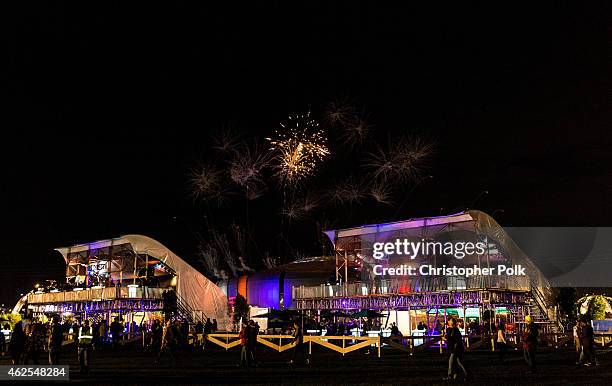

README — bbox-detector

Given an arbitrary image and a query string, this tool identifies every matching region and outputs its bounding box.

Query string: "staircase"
[525,296,549,323]
[177,292,207,325]
[163,290,207,325]
[521,285,563,333]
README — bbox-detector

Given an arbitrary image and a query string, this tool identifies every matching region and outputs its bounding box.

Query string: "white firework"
[267,112,330,186]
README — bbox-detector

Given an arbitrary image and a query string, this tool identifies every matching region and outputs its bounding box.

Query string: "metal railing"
[529,284,561,330]
[175,292,207,325]
[293,276,531,299]
[27,286,165,304]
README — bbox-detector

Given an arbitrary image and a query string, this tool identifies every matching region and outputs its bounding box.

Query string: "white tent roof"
[55,234,229,328]
[324,212,473,242]
[325,210,553,306]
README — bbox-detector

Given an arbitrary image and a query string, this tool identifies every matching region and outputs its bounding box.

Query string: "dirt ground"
[2,342,610,385]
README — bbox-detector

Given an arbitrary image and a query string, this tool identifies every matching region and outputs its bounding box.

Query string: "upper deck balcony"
[27,286,166,304]
[293,275,531,300]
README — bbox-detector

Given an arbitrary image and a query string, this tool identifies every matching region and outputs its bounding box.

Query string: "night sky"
[2,2,609,306]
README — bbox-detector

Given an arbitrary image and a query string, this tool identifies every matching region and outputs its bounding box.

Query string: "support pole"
[407,305,412,336]
[133,252,137,286]
[444,308,447,327]
[344,250,348,293]
[335,250,339,282]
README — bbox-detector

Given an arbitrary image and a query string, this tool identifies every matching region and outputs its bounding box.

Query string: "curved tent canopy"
[55,234,229,329]
[12,294,28,315]
[324,210,553,304]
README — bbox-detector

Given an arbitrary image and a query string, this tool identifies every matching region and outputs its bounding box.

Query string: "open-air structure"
[292,210,560,334]
[18,235,229,329]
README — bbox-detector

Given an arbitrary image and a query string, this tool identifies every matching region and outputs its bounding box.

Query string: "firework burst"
[280,200,306,222]
[212,127,241,154]
[365,135,434,184]
[339,116,371,148]
[189,164,227,204]
[267,112,330,185]
[228,141,273,191]
[324,98,357,127]
[245,185,266,201]
[300,192,322,213]
[329,177,366,206]
[369,182,394,205]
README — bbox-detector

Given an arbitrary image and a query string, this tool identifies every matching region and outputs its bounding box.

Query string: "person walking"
[8,322,26,365]
[98,321,107,348]
[110,317,123,350]
[573,320,582,364]
[179,321,189,349]
[155,320,176,366]
[92,322,100,350]
[289,320,309,365]
[443,318,471,381]
[239,322,249,368]
[247,320,259,366]
[77,320,94,374]
[151,320,163,353]
[497,322,508,362]
[579,319,596,366]
[203,318,213,350]
[171,321,182,353]
[24,322,45,365]
[0,326,5,356]
[522,315,538,372]
[48,316,64,365]
[195,320,204,349]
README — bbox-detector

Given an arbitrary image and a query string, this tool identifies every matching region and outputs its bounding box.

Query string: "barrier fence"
[199,333,381,357]
[55,330,612,355]
[306,335,381,357]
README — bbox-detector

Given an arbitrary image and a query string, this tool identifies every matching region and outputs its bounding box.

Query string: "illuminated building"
[16,235,229,329]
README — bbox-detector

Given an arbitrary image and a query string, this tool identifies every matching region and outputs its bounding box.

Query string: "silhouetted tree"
[587,295,607,321]
[233,295,250,325]
[553,287,578,322]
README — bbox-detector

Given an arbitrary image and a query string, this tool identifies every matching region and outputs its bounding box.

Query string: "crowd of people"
[0,314,221,374]
[442,315,536,381]
[441,314,601,382]
[2,315,163,373]
[0,312,604,379]
[151,317,219,365]
[4,316,94,373]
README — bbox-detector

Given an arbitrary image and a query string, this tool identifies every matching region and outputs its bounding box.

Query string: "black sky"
[2,2,610,305]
